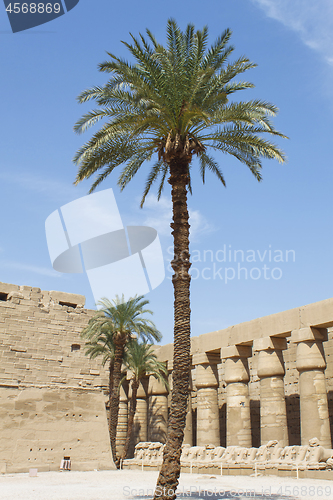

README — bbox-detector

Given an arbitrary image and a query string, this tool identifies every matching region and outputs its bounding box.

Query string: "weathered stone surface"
[2,280,333,467]
[0,387,114,472]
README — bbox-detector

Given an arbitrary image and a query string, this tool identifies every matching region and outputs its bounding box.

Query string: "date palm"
[73,19,286,499]
[80,296,161,465]
[121,340,168,461]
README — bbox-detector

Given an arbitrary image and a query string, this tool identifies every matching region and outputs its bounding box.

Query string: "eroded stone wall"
[0,282,114,472]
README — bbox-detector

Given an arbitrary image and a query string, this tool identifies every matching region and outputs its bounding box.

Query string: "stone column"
[291,327,331,447]
[116,385,128,455]
[222,345,252,448]
[253,337,288,447]
[148,375,168,443]
[194,353,220,447]
[132,380,148,443]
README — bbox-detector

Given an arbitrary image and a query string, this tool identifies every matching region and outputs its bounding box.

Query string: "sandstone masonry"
[0,282,114,473]
[2,281,333,473]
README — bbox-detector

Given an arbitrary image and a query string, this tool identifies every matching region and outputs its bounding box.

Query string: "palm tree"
[73,20,286,499]
[81,296,161,465]
[120,340,168,462]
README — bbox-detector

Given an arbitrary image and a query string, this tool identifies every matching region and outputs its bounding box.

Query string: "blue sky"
[1,0,332,345]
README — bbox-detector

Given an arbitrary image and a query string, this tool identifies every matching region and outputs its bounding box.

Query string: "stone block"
[192,329,229,355]
[49,291,85,307]
[0,282,19,294]
[253,337,287,352]
[300,298,333,328]
[192,353,221,365]
[291,327,327,343]
[221,345,252,359]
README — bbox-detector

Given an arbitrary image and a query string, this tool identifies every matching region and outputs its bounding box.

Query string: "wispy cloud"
[128,194,215,242]
[0,261,63,278]
[252,0,333,65]
[0,170,85,200]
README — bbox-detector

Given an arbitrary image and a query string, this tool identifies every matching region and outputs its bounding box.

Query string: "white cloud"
[1,261,63,278]
[252,0,333,65]
[0,170,84,200]
[129,194,215,242]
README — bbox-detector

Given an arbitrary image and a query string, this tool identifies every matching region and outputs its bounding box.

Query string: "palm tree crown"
[125,339,168,387]
[74,19,286,203]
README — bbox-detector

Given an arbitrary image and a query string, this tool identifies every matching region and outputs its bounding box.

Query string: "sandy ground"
[1,470,333,500]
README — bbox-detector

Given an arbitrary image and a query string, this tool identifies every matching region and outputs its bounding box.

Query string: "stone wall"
[0,282,114,473]
[2,280,333,470]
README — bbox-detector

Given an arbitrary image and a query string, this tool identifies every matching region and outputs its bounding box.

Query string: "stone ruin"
[124,438,333,475]
[2,280,333,477]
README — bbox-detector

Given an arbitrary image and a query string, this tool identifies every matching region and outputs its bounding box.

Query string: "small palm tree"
[121,340,168,462]
[74,19,287,498]
[81,296,161,465]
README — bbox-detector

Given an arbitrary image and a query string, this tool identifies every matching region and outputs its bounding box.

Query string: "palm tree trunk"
[110,338,125,467]
[121,378,139,461]
[154,159,191,500]
[108,359,114,442]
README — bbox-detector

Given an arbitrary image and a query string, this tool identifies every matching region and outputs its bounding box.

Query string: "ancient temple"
[0,281,333,473]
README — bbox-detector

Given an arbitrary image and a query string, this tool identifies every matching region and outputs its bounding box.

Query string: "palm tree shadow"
[148,397,168,443]
[128,420,142,458]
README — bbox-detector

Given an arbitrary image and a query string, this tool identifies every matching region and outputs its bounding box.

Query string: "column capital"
[148,375,168,396]
[253,336,287,352]
[257,347,285,378]
[291,327,327,343]
[221,345,252,359]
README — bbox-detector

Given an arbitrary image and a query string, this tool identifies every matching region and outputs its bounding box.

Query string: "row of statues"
[123,438,333,471]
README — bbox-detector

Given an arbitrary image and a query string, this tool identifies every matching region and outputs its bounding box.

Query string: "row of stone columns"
[116,377,169,455]
[116,327,331,453]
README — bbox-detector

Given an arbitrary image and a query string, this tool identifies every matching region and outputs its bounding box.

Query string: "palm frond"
[74,19,287,201]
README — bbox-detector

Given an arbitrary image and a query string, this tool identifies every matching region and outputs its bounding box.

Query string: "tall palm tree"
[120,340,168,461]
[73,20,286,499]
[81,296,161,465]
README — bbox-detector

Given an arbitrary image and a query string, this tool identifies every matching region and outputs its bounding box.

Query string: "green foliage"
[124,339,169,388]
[74,19,287,204]
[81,295,161,364]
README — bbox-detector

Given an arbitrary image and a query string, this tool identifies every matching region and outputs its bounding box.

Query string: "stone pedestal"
[291,327,331,447]
[148,376,168,443]
[116,386,128,455]
[254,337,288,447]
[222,345,252,448]
[194,353,220,447]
